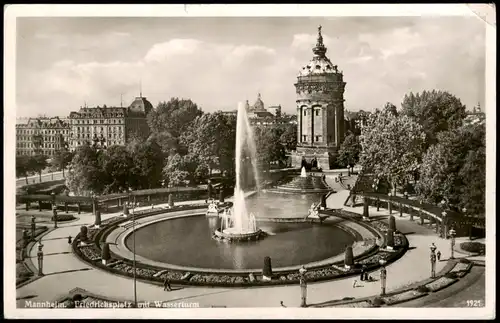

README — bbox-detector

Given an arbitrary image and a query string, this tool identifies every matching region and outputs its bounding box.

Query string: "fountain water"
[300,166,307,178]
[213,102,263,242]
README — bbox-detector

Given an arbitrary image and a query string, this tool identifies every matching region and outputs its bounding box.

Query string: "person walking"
[163,274,172,291]
[437,250,441,261]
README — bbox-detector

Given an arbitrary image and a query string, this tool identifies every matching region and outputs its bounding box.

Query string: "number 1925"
[466,300,483,307]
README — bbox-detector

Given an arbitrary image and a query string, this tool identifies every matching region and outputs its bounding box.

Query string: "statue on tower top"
[313,25,327,57]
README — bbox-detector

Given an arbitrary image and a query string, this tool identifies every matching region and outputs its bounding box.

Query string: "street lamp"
[430,243,437,278]
[299,266,307,307]
[441,211,447,239]
[449,227,457,259]
[129,187,138,308]
[37,243,44,276]
[51,192,58,228]
[379,259,387,295]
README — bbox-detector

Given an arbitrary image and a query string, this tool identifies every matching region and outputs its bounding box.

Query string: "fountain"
[213,102,264,242]
[273,166,331,193]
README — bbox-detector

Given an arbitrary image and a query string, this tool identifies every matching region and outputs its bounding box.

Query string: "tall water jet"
[213,102,263,242]
[300,166,307,178]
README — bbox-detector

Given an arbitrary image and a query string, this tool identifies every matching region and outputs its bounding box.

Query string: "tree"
[279,123,297,152]
[336,132,361,168]
[359,108,426,194]
[416,122,485,213]
[127,138,165,190]
[51,150,74,177]
[162,153,197,187]
[181,111,237,176]
[384,102,398,117]
[254,126,286,170]
[65,143,105,196]
[147,131,179,157]
[99,145,134,194]
[147,98,204,139]
[401,90,467,148]
[29,154,48,182]
[16,155,31,184]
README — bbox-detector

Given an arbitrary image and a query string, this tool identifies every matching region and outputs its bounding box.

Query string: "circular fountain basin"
[124,192,358,270]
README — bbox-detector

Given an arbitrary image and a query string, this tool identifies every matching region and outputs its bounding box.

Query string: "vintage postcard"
[4,3,495,320]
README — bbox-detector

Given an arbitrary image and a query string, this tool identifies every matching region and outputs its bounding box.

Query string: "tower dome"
[298,25,340,76]
[253,93,265,111]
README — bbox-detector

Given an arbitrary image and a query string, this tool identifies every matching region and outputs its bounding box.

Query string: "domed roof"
[252,93,265,111]
[129,96,153,115]
[298,26,340,77]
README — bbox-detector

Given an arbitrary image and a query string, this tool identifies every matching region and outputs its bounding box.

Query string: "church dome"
[298,26,340,77]
[253,93,265,111]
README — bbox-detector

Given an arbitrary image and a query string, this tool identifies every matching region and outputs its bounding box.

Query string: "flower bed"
[459,242,485,254]
[449,262,472,277]
[424,276,458,292]
[382,290,428,305]
[333,300,373,308]
[52,213,76,222]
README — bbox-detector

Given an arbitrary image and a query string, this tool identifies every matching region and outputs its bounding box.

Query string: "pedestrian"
[163,274,172,291]
[280,301,286,308]
[352,279,357,288]
[360,267,365,281]
[437,250,441,261]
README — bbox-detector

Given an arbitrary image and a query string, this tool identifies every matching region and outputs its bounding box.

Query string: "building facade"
[16,117,71,156]
[67,96,153,151]
[291,26,347,169]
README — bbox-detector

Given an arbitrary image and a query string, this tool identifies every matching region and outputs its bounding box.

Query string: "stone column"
[409,208,414,221]
[399,203,403,217]
[77,203,81,214]
[118,198,122,207]
[311,106,314,146]
[420,214,424,225]
[388,201,392,215]
[298,106,302,145]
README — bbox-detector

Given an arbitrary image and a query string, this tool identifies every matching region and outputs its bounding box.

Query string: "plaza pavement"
[15,174,478,308]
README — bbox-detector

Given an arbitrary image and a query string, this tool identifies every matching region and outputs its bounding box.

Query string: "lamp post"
[299,266,307,307]
[30,215,36,241]
[51,192,58,228]
[37,243,44,276]
[379,259,387,295]
[441,211,447,239]
[449,227,457,259]
[463,207,472,240]
[129,187,138,308]
[430,243,437,278]
[387,192,392,215]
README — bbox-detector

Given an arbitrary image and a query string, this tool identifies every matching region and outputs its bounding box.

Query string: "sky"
[16,16,486,118]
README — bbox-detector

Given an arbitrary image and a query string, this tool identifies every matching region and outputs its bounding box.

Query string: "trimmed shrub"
[263,256,272,278]
[344,246,354,267]
[371,297,385,307]
[459,258,472,264]
[101,243,111,262]
[386,229,394,248]
[389,215,396,231]
[80,226,88,242]
[52,213,76,222]
[95,210,101,226]
[363,199,369,218]
[72,294,83,302]
[415,285,430,293]
[460,242,485,254]
[219,190,225,203]
[444,272,458,279]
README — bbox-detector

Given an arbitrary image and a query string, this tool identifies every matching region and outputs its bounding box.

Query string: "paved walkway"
[15,179,475,308]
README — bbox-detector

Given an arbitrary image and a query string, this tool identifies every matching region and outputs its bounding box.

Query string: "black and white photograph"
[4,4,495,320]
